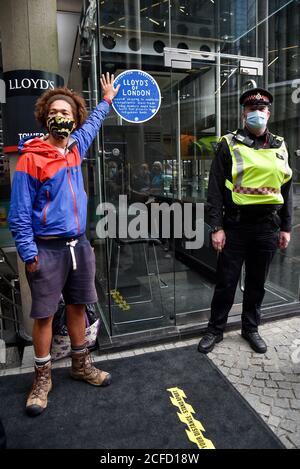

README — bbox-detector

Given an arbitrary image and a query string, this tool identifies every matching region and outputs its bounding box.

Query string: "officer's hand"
[278,231,290,249]
[25,256,39,273]
[211,230,226,252]
[100,73,120,101]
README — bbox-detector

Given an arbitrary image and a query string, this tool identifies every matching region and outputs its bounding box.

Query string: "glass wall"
[0,42,13,249]
[98,0,175,335]
[264,0,300,308]
[0,154,11,248]
[77,0,300,338]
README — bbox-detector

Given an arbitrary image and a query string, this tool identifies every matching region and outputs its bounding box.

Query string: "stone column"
[0,0,59,339]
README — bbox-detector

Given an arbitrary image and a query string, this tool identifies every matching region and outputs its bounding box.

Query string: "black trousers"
[0,417,6,449]
[208,225,279,335]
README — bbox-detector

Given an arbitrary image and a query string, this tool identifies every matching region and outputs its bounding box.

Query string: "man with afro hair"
[9,73,119,417]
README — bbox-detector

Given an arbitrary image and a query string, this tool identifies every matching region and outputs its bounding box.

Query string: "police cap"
[240,87,273,106]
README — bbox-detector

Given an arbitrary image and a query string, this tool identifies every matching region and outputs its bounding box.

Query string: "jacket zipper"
[67,164,81,235]
[42,190,51,225]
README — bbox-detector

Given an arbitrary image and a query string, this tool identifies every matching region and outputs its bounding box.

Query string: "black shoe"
[198,333,223,354]
[241,330,267,354]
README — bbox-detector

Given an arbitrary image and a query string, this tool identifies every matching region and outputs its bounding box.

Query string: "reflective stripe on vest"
[223,133,292,206]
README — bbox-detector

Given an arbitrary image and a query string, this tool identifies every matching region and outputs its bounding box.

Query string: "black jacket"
[207,127,293,232]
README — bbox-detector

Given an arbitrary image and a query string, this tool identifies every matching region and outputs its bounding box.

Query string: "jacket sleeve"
[207,139,230,227]
[278,179,293,232]
[71,99,110,160]
[8,156,39,263]
[277,145,293,232]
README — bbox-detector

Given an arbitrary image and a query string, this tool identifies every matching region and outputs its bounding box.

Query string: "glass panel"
[98,0,175,335]
[0,41,13,248]
[268,0,296,14]
[262,0,300,306]
[170,0,256,42]
[78,32,112,338]
[0,156,13,248]
[91,0,300,338]
[170,45,300,324]
[219,60,299,309]
[170,56,244,323]
[170,61,217,323]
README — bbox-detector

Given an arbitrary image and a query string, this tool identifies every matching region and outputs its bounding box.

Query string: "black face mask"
[46,116,75,140]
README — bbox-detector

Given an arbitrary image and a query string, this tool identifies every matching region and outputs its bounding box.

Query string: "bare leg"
[66,304,86,347]
[32,317,54,357]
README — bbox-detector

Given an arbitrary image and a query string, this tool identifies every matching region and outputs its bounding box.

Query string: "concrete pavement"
[1,315,300,448]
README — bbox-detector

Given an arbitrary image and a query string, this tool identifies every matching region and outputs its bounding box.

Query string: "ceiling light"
[268,56,279,67]
[148,17,160,26]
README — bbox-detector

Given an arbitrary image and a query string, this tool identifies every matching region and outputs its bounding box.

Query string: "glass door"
[167,48,285,325]
[170,54,224,326]
[80,36,113,340]
[167,47,300,327]
[98,78,176,337]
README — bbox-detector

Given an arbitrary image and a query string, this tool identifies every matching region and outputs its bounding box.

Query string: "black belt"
[35,234,85,245]
[225,209,279,225]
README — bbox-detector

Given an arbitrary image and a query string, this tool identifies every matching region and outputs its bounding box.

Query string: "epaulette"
[226,130,254,148]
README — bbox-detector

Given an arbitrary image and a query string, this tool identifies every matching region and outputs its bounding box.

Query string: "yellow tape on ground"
[110,290,130,310]
[167,387,215,449]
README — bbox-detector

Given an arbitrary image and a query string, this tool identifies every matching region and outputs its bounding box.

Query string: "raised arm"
[72,73,120,159]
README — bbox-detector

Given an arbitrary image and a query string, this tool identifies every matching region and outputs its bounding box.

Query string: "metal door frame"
[165,47,264,320]
[165,47,263,133]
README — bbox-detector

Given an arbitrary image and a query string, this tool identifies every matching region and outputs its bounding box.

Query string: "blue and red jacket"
[8,99,110,263]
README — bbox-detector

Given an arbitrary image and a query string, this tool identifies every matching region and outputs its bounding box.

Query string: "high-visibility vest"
[223,133,292,205]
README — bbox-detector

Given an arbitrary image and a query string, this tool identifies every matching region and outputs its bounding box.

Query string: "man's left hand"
[278,231,290,249]
[101,73,120,101]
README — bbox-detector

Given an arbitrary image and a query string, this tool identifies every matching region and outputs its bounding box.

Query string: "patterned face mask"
[46,115,75,139]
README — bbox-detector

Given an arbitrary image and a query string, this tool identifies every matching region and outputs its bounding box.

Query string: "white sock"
[34,354,51,367]
[71,344,87,354]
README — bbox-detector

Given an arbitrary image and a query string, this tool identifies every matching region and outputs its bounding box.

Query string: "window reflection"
[77,0,300,334]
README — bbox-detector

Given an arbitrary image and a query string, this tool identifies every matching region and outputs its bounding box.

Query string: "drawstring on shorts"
[66,239,79,270]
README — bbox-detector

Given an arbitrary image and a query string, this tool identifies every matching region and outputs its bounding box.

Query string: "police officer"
[198,88,293,354]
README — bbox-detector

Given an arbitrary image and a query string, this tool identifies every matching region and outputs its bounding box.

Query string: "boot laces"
[82,351,103,378]
[31,368,50,398]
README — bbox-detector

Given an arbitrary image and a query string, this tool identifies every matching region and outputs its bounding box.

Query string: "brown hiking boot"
[70,349,111,386]
[26,362,52,417]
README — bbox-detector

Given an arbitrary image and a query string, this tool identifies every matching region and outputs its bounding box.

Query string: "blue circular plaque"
[112,70,161,123]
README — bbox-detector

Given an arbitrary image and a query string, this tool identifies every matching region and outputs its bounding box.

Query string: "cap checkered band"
[244,93,269,104]
[233,186,280,195]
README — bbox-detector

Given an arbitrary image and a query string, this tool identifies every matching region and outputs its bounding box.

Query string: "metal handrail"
[0,292,21,309]
[0,275,19,294]
[0,313,20,324]
[0,248,21,338]
[0,247,18,276]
